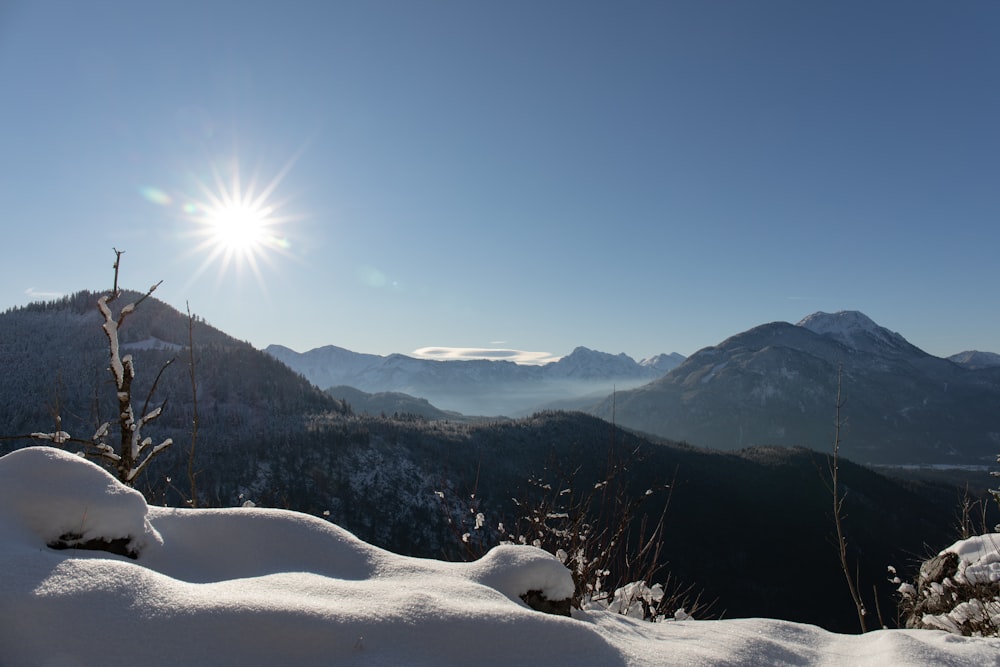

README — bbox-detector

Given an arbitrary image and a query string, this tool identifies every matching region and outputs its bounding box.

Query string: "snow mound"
[0,446,160,553]
[1,446,999,666]
[465,543,576,602]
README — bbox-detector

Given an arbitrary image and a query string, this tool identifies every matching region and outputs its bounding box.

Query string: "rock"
[520,589,572,616]
[48,532,138,559]
[918,552,958,586]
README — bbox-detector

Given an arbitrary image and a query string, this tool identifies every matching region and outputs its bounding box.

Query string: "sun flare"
[206,200,272,253]
[184,156,298,290]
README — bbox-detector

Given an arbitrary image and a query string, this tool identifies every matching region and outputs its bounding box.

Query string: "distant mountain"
[639,352,687,373]
[949,350,1000,370]
[593,311,1000,466]
[265,344,684,416]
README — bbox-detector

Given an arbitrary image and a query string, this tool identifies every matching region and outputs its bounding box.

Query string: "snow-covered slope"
[2,446,997,666]
[797,310,920,357]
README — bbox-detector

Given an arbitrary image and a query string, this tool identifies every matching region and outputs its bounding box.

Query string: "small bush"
[442,447,712,621]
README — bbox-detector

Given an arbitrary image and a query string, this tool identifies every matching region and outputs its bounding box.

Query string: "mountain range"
[265,343,684,416]
[593,311,1000,466]
[267,310,1000,467]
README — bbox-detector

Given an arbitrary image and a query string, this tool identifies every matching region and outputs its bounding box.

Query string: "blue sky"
[1,1,997,363]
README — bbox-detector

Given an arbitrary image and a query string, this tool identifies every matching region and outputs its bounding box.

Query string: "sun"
[184,157,297,290]
[205,198,272,253]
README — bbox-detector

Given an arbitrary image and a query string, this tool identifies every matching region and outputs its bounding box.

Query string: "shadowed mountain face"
[593,311,1000,466]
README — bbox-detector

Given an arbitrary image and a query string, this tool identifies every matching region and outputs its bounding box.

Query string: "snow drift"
[1,446,998,666]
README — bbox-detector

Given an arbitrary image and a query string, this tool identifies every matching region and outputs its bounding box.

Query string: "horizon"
[9,287,995,365]
[3,1,998,362]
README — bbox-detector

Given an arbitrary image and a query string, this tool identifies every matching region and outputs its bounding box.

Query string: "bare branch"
[186,300,200,508]
[829,362,868,632]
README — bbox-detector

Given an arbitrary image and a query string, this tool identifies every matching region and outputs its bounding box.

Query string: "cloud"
[412,347,560,366]
[25,287,64,301]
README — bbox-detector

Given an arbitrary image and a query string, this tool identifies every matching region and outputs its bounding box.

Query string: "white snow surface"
[2,447,998,666]
[944,534,1000,586]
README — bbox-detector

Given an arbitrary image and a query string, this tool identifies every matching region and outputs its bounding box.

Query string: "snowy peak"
[796,311,916,356]
[548,347,639,379]
[639,352,686,373]
[797,310,880,336]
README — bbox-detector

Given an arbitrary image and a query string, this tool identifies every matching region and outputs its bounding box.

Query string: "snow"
[944,534,1000,586]
[120,336,184,352]
[2,446,999,666]
[798,310,882,338]
[796,310,910,353]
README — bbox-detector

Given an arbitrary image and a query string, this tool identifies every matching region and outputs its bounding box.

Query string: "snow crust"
[2,446,999,666]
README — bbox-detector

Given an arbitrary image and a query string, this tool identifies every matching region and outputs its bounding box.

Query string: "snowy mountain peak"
[639,353,686,373]
[797,310,880,337]
[563,346,631,362]
[796,310,912,354]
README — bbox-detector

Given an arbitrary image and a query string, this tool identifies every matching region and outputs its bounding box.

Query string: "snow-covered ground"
[2,446,998,666]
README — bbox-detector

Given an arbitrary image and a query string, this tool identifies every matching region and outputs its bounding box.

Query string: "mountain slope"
[325,385,465,420]
[0,290,344,498]
[593,311,1000,465]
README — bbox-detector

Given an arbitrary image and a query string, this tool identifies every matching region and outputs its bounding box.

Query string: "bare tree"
[825,363,868,632]
[88,249,174,484]
[185,301,200,507]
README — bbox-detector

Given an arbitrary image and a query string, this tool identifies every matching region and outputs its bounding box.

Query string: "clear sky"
[1,1,998,363]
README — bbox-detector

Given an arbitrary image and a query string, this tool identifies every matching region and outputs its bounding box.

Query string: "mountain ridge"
[592,311,1000,465]
[265,343,685,416]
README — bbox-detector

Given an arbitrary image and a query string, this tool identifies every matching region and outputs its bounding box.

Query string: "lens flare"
[139,186,172,207]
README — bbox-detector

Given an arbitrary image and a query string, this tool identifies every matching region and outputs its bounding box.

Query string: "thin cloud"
[412,346,560,366]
